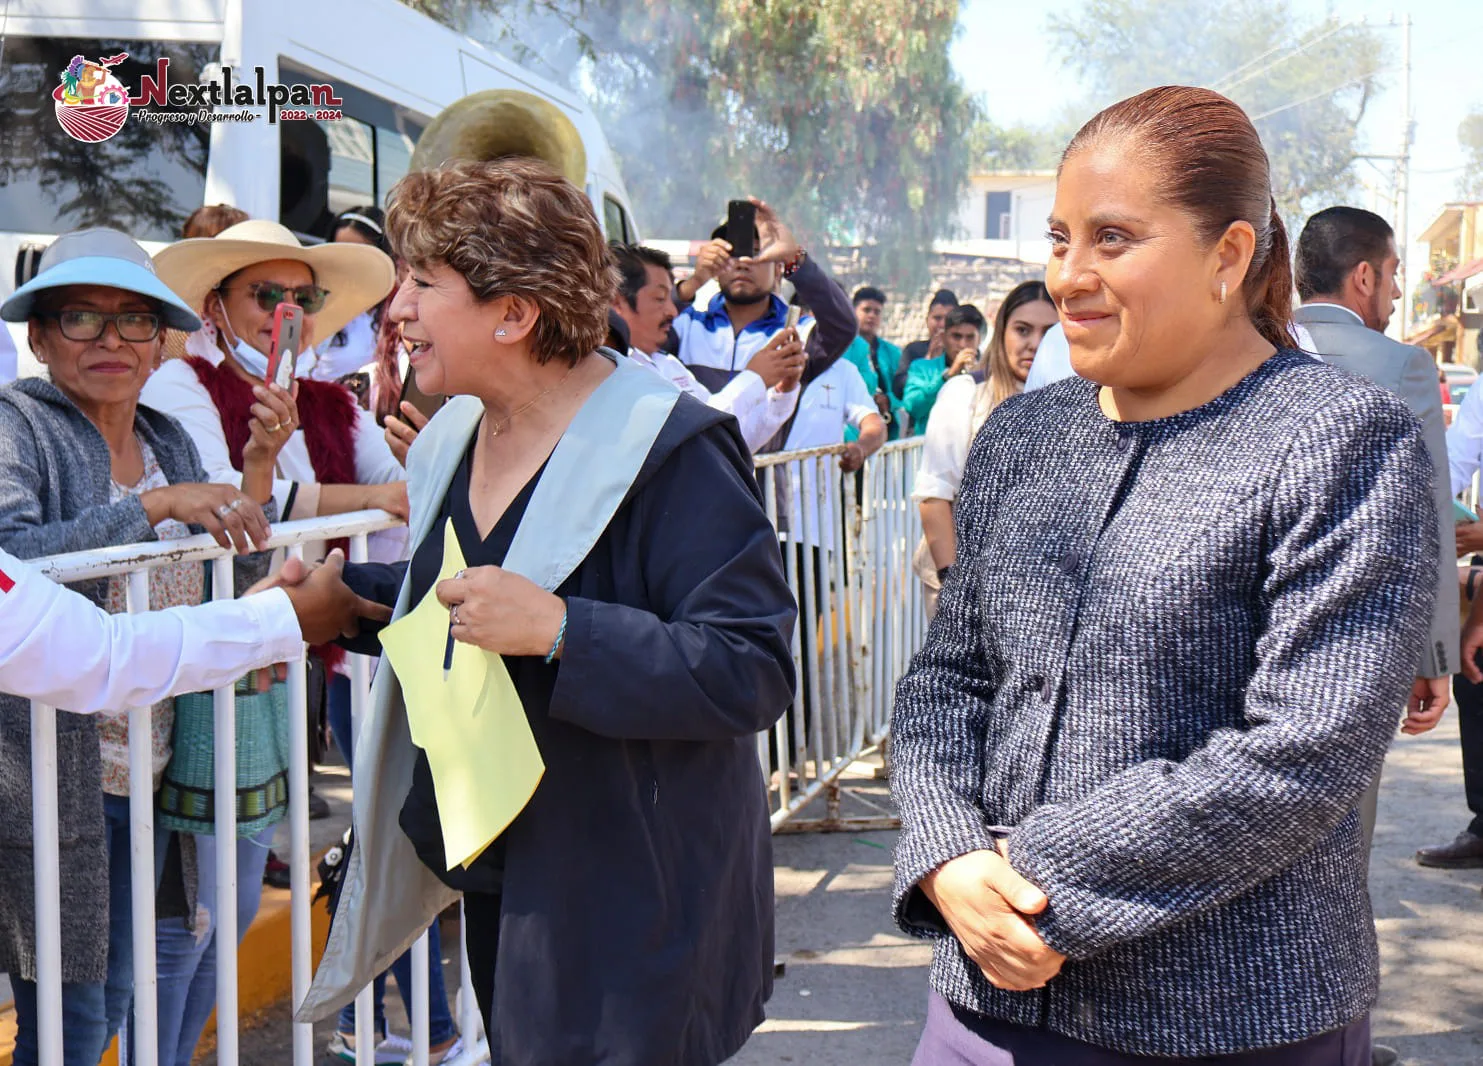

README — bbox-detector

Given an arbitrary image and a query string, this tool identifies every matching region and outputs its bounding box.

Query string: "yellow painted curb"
[0,880,331,1066]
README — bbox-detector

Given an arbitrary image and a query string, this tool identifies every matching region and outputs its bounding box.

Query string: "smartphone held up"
[266,302,303,392]
[726,200,757,260]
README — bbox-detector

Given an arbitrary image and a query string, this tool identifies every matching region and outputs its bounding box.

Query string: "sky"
[951,0,1479,274]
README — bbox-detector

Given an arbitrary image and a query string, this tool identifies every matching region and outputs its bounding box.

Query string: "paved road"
[216,716,1482,1065]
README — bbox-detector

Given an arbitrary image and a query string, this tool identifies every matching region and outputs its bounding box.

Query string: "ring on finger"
[264,421,282,433]
[228,497,244,512]
[450,604,462,626]
[215,504,233,519]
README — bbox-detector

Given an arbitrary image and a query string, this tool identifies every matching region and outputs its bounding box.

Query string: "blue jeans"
[328,674,458,1044]
[12,794,167,1066]
[148,826,276,1066]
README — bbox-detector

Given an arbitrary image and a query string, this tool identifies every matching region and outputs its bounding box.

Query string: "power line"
[1207,19,1351,96]
[1247,70,1389,123]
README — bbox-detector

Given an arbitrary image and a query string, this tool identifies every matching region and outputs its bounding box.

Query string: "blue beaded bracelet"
[545,609,568,664]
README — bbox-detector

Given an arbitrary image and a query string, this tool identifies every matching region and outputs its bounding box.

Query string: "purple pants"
[912,991,1370,1066]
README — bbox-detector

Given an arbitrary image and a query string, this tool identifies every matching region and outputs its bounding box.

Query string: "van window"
[0,37,218,241]
[278,59,425,238]
[603,195,633,244]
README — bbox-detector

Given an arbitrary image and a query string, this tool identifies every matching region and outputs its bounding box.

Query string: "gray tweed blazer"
[892,350,1437,1057]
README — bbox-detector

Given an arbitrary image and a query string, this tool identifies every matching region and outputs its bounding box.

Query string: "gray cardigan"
[0,376,271,983]
[892,351,1437,1056]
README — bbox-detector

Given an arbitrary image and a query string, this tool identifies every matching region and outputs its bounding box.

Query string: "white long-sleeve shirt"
[626,347,798,453]
[0,548,303,713]
[1447,373,1483,498]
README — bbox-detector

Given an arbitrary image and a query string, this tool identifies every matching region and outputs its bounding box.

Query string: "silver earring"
[1218,281,1227,305]
[496,329,507,337]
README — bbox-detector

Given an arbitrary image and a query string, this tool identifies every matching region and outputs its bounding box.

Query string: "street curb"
[0,878,331,1066]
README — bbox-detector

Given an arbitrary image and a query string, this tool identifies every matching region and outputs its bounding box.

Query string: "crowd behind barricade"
[0,81,1479,1066]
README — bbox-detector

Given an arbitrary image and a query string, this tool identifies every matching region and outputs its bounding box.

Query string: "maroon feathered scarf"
[187,356,360,670]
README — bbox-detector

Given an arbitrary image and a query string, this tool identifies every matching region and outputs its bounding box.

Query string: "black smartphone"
[394,368,444,426]
[726,200,757,259]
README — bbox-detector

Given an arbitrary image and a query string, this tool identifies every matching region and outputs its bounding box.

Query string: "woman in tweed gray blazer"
[892,88,1441,1065]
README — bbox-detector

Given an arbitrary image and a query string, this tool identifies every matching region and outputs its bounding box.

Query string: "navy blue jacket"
[344,397,797,1065]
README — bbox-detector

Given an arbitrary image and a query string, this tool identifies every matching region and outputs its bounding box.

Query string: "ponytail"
[1248,200,1295,351]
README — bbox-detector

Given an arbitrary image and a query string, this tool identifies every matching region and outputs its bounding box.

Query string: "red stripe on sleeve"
[0,569,13,593]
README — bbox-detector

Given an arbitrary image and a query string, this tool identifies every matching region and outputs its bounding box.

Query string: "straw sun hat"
[152,219,396,341]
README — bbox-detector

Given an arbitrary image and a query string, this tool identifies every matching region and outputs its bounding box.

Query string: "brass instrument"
[408,89,587,186]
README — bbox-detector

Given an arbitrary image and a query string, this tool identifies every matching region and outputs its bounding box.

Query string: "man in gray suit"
[1295,205,1457,807]
[1296,205,1458,1066]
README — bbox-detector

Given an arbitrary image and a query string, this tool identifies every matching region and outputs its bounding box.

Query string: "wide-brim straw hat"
[153,219,396,341]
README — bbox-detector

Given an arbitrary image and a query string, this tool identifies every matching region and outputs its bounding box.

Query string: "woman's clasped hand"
[139,482,270,555]
[920,843,1065,992]
[435,566,567,660]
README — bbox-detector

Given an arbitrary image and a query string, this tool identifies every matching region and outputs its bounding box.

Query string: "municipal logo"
[54,53,132,143]
[50,55,343,140]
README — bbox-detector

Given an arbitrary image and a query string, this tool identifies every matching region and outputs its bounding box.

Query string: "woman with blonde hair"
[912,281,1056,615]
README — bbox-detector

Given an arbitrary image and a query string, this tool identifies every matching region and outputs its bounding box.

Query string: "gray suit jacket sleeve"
[1399,345,1458,676]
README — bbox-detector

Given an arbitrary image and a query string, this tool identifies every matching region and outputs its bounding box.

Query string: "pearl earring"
[1218,281,1227,305]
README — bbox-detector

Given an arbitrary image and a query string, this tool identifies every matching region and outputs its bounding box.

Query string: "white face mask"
[216,302,271,380]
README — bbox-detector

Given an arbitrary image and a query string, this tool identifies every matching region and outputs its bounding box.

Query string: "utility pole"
[1397,12,1413,339]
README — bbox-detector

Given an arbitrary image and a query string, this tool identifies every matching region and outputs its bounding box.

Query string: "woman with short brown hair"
[303,158,797,1066]
[892,86,1440,1064]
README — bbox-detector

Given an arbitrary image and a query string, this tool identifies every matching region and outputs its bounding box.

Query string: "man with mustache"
[610,242,802,453]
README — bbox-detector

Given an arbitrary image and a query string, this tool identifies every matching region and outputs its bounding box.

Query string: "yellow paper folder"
[378,521,545,870]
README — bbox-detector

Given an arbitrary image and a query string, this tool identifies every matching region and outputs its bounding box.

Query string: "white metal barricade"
[19,439,926,1064]
[754,439,926,830]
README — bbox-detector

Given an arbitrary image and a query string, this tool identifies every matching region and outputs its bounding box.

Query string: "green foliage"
[969,122,1062,173]
[403,0,977,289]
[1461,110,1483,200]
[1046,0,1386,219]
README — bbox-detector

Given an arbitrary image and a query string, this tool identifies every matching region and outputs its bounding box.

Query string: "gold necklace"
[487,361,579,437]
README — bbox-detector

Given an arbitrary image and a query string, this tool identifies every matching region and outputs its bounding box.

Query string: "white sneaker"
[407,1034,471,1066]
[328,1029,414,1064]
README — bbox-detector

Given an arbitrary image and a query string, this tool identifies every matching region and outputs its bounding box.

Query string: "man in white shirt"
[1024,322,1074,391]
[779,354,887,549]
[0,549,387,712]
[610,243,804,453]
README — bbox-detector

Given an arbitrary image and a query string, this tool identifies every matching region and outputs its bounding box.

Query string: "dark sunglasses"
[38,309,162,343]
[220,281,329,315]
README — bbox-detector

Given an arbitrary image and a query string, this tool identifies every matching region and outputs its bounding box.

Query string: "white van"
[0,0,640,377]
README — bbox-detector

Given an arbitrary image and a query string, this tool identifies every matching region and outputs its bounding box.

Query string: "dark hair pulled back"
[1063,86,1295,350]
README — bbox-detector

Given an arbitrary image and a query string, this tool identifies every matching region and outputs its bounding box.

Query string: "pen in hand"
[445,602,459,680]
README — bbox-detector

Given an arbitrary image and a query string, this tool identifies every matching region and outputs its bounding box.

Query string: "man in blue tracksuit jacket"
[672,199,856,452]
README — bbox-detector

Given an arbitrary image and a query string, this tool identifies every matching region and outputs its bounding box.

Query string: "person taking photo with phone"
[138,220,409,1066]
[902,303,988,432]
[893,289,960,429]
[610,242,804,453]
[672,197,855,450]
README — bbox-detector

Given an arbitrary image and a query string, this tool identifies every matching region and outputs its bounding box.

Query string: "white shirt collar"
[1302,301,1365,326]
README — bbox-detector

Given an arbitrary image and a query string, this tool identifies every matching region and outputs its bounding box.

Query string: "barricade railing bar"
[20,439,925,1065]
